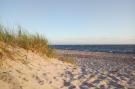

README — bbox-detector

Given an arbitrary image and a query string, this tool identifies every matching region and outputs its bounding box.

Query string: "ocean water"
[50,45,135,54]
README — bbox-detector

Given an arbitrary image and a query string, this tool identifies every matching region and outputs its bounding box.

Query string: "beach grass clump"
[0,24,54,58]
[58,55,76,65]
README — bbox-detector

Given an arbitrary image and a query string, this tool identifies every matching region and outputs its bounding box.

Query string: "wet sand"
[56,49,135,89]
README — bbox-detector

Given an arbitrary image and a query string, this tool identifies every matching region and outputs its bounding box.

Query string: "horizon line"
[50,44,135,45]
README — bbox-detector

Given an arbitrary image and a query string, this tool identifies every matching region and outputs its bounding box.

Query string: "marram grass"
[0,24,76,65]
[0,24,54,58]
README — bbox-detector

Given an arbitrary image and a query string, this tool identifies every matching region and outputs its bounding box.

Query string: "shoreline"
[55,48,135,54]
[56,49,135,59]
[51,45,135,54]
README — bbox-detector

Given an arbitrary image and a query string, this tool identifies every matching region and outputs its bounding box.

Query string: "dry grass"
[0,24,54,58]
[56,52,76,65]
[0,24,75,65]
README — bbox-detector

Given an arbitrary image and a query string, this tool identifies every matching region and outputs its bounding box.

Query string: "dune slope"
[0,46,79,89]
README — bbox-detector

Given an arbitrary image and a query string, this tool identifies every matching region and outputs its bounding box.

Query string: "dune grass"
[0,24,54,58]
[58,56,76,65]
[55,52,76,65]
[0,24,76,65]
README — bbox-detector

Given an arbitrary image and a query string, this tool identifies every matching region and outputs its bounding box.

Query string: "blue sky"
[0,0,135,44]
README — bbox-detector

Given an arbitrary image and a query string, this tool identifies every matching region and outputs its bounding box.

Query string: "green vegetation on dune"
[0,24,76,65]
[0,24,54,58]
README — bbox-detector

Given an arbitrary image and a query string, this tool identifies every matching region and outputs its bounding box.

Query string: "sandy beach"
[1,0,135,88]
[0,46,135,89]
[56,49,135,89]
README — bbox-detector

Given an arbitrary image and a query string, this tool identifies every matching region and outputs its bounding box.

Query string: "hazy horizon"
[0,0,135,44]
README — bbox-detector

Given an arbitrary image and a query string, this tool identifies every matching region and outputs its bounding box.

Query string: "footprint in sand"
[33,75,44,85]
[108,80,125,89]
[0,72,22,89]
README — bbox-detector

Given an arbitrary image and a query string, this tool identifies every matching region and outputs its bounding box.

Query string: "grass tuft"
[0,24,75,65]
[57,53,76,65]
[0,24,54,58]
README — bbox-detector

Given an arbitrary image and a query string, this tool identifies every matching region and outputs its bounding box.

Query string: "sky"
[0,0,135,44]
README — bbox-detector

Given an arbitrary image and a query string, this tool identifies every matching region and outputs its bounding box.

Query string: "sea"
[50,45,135,54]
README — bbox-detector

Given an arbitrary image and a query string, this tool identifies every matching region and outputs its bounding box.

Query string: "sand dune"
[0,47,80,89]
[0,47,135,89]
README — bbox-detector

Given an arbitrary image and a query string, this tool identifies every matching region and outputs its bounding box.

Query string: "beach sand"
[0,48,135,89]
[0,47,80,89]
[56,49,135,89]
